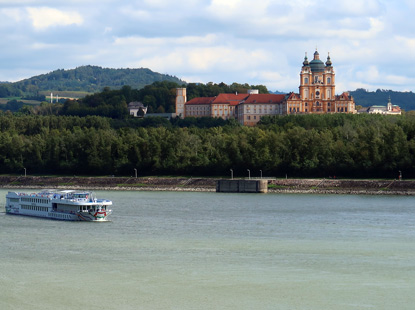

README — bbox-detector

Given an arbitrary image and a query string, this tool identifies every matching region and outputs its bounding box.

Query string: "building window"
[327,77,331,84]
[304,77,309,84]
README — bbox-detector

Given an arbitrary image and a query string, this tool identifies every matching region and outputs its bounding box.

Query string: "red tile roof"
[287,92,300,100]
[212,93,249,105]
[186,97,215,105]
[243,94,286,104]
[185,93,287,106]
[336,92,351,100]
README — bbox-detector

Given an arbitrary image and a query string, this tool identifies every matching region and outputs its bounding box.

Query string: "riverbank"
[1,176,415,195]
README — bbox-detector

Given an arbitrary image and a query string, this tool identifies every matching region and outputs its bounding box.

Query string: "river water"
[0,189,414,310]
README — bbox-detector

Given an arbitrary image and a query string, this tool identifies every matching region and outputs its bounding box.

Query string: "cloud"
[27,7,83,30]
[0,8,24,21]
[0,0,414,93]
[111,34,270,82]
[355,65,415,89]
[396,35,415,52]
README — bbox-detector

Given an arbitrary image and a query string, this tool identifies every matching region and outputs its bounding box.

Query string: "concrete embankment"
[0,176,217,192]
[268,179,415,195]
[1,176,415,195]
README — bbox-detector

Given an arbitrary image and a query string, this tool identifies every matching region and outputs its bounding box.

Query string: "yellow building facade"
[286,50,356,114]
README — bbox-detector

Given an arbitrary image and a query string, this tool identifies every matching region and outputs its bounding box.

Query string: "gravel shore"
[1,176,415,195]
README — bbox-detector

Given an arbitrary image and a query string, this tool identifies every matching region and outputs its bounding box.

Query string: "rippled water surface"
[1,189,414,310]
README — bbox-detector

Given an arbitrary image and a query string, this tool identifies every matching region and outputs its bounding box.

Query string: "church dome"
[309,59,325,72]
[309,50,325,72]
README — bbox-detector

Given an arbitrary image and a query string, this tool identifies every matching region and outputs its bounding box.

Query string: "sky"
[0,0,415,93]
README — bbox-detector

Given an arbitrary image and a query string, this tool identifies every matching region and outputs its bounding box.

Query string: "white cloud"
[27,7,83,30]
[396,35,415,51]
[355,65,414,88]
[0,8,24,21]
[0,0,414,93]
[335,0,383,16]
[112,34,273,82]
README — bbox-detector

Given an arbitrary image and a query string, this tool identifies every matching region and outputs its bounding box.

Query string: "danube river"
[1,189,414,310]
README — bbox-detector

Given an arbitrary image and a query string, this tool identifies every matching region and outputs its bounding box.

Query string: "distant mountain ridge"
[0,65,185,99]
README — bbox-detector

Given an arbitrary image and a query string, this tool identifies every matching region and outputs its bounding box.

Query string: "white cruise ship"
[5,190,112,221]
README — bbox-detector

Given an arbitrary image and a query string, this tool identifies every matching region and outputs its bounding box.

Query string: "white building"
[359,97,401,115]
[128,102,148,117]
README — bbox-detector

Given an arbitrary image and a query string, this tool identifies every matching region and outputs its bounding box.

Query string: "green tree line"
[1,113,415,178]
[56,81,270,117]
[2,81,270,118]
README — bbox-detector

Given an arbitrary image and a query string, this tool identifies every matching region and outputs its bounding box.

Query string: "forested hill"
[349,88,415,111]
[0,66,184,99]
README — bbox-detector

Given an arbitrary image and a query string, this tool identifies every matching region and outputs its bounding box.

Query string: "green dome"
[309,50,325,72]
[309,58,325,72]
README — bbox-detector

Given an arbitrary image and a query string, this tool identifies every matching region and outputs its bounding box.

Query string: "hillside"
[349,88,415,111]
[0,66,185,99]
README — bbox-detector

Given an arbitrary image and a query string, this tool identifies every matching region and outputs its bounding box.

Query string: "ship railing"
[50,210,77,215]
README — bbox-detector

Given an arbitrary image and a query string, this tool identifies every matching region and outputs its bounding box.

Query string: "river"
[1,189,414,310]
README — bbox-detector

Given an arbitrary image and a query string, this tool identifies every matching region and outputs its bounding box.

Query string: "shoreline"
[1,176,415,195]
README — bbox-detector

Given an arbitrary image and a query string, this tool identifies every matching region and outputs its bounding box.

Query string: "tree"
[137,107,145,118]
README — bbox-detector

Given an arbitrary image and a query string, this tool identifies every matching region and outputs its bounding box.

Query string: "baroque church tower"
[299,50,336,113]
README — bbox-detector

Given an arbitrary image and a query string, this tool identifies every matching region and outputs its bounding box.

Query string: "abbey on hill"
[175,50,356,126]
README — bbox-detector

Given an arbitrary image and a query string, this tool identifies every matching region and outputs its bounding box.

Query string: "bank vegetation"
[1,113,415,179]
